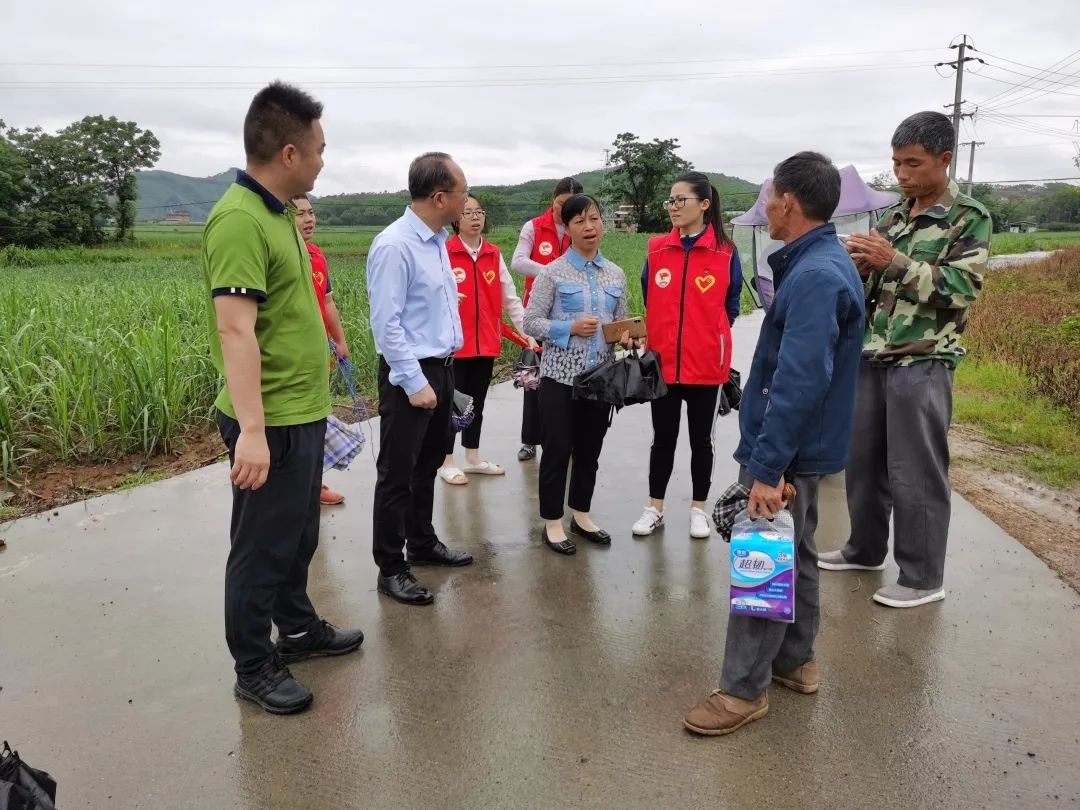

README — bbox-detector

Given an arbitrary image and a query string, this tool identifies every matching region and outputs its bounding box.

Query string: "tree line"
[1,116,160,247]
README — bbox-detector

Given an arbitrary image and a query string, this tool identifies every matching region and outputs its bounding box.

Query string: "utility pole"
[937,35,983,180]
[958,141,985,194]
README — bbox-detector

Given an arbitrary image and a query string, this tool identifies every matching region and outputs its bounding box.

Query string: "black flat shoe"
[542,526,576,555]
[569,517,611,545]
[276,619,364,663]
[407,540,474,567]
[377,572,435,605]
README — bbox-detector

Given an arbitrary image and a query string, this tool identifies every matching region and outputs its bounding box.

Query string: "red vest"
[447,235,505,358]
[524,208,571,306]
[306,242,332,335]
[645,225,733,386]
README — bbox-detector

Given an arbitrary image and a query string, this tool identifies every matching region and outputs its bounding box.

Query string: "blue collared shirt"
[555,248,609,369]
[367,207,464,395]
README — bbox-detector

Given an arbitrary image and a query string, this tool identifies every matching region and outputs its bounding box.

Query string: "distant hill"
[313,168,760,227]
[135,169,237,222]
[135,166,760,225]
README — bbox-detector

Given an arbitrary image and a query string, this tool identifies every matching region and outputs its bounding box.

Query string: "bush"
[967,248,1080,413]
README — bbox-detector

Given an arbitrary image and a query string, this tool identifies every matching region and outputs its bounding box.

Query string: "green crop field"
[4,219,1064,481]
[0,225,674,478]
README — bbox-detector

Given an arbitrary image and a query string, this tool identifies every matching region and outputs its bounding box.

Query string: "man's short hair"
[243,81,323,164]
[408,152,455,200]
[891,111,956,157]
[772,151,841,222]
[290,193,309,202]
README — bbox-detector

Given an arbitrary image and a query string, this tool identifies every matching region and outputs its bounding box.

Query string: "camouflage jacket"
[863,180,991,367]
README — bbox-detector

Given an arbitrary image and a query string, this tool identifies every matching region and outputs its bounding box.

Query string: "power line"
[973,48,1080,110]
[0,61,936,91]
[979,53,1080,111]
[0,48,944,71]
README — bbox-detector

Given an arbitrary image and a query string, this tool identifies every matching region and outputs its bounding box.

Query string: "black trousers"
[217,411,324,674]
[521,386,542,446]
[373,357,455,576]
[445,356,495,453]
[648,383,721,502]
[538,377,611,520]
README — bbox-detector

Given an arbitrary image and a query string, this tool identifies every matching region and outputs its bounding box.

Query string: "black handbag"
[512,347,540,391]
[0,742,56,810]
[718,368,742,416]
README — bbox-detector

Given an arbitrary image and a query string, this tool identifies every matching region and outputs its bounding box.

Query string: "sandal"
[438,467,468,485]
[463,460,505,476]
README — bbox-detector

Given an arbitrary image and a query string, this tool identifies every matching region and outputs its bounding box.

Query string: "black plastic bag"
[622,349,668,406]
[0,742,56,810]
[572,353,627,407]
[718,368,742,416]
[572,349,668,409]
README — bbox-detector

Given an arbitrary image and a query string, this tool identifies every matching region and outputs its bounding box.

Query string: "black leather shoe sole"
[569,519,611,545]
[377,579,435,605]
[543,527,577,555]
[278,633,364,663]
[407,551,474,567]
[234,683,313,715]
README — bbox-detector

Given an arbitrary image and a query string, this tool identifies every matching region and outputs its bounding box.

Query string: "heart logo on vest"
[654,268,671,289]
[483,270,496,285]
[312,271,325,288]
[453,267,466,284]
[538,241,553,257]
[695,274,715,294]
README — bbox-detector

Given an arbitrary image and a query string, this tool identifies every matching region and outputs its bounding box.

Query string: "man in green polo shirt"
[203,81,363,714]
[818,110,991,609]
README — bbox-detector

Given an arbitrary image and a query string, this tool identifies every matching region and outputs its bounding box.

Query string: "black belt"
[419,356,455,367]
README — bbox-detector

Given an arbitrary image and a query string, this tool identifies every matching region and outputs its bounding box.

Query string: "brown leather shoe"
[772,660,820,694]
[320,485,345,506]
[683,689,768,736]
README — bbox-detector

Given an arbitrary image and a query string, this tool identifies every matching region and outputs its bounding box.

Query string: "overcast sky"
[3,0,1078,196]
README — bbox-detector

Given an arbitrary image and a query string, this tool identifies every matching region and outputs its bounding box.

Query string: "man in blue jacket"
[684,152,865,737]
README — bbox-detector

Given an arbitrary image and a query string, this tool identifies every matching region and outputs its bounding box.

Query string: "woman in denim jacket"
[523,194,636,555]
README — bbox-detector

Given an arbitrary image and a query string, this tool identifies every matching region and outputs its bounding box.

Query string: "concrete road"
[2,314,1078,809]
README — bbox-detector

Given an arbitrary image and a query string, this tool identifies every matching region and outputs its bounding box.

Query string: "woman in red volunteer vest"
[632,171,744,540]
[438,195,536,485]
[509,176,583,462]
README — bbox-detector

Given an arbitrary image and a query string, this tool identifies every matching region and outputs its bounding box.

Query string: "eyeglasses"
[663,196,702,210]
[432,187,471,199]
[461,209,486,219]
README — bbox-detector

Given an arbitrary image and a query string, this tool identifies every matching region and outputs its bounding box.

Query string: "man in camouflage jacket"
[817,111,992,609]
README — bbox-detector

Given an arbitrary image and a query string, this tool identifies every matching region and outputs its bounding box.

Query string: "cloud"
[3,0,1077,194]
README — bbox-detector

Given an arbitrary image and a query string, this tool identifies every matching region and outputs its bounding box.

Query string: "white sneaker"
[632,506,664,536]
[689,507,711,539]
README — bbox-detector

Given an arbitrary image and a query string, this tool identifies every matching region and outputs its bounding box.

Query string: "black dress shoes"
[377,571,435,605]
[235,654,313,714]
[407,540,474,567]
[569,517,611,545]
[543,526,577,555]
[276,619,364,663]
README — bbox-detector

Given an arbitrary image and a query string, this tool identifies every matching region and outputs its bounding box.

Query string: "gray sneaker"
[817,549,887,571]
[872,582,945,608]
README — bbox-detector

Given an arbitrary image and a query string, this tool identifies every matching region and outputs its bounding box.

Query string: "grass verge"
[953,359,1080,488]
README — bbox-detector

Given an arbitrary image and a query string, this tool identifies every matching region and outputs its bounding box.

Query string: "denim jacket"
[522,248,629,385]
